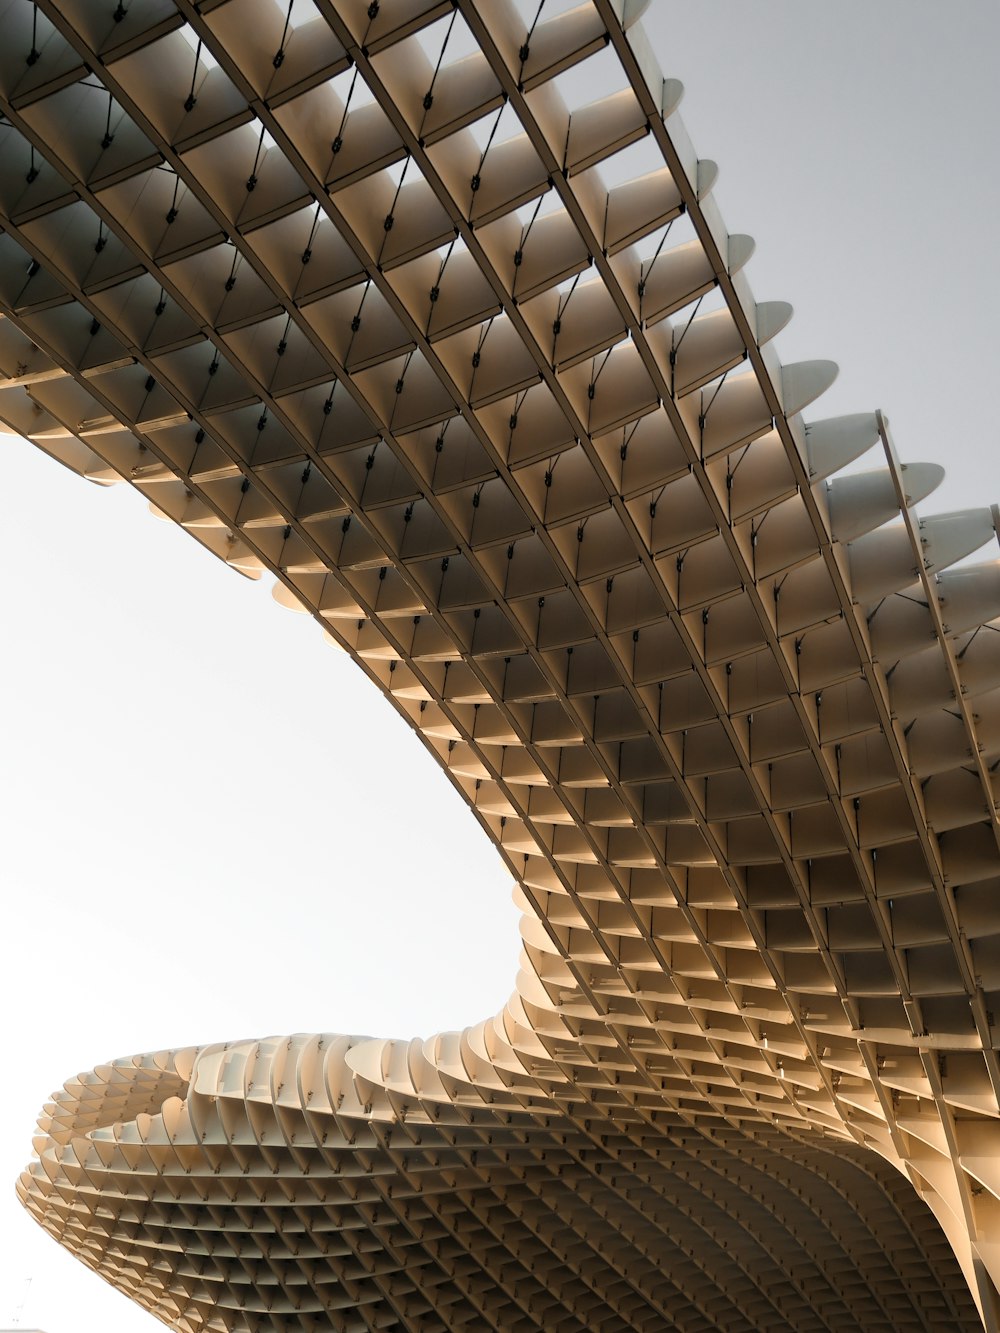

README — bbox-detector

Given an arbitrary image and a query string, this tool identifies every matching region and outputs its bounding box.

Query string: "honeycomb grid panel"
[7,1,1000,1328]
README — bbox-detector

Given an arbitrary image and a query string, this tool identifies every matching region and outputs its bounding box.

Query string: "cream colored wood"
[7,1,999,1328]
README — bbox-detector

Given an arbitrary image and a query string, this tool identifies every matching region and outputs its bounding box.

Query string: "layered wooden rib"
[10,1,1000,1329]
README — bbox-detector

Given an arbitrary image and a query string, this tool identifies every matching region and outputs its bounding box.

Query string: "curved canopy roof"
[9,1,1000,1328]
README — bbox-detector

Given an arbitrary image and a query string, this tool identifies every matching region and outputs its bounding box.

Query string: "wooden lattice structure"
[11,1,1000,1328]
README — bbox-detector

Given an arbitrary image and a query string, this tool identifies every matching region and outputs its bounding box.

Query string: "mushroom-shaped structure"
[8,2,1000,1329]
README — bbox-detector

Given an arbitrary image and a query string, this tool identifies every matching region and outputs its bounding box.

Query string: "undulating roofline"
[9,1,1000,1328]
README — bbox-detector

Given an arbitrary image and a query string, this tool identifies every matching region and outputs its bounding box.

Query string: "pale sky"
[2,4,999,1329]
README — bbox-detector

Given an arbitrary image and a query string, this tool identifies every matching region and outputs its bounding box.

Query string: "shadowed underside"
[22,1040,982,1331]
[9,0,1000,1328]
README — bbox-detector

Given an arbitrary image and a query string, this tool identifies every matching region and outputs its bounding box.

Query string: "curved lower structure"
[23,1039,982,1331]
[10,1,1000,1328]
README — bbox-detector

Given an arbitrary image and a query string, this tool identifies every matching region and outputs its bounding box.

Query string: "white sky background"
[1,2,999,1328]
